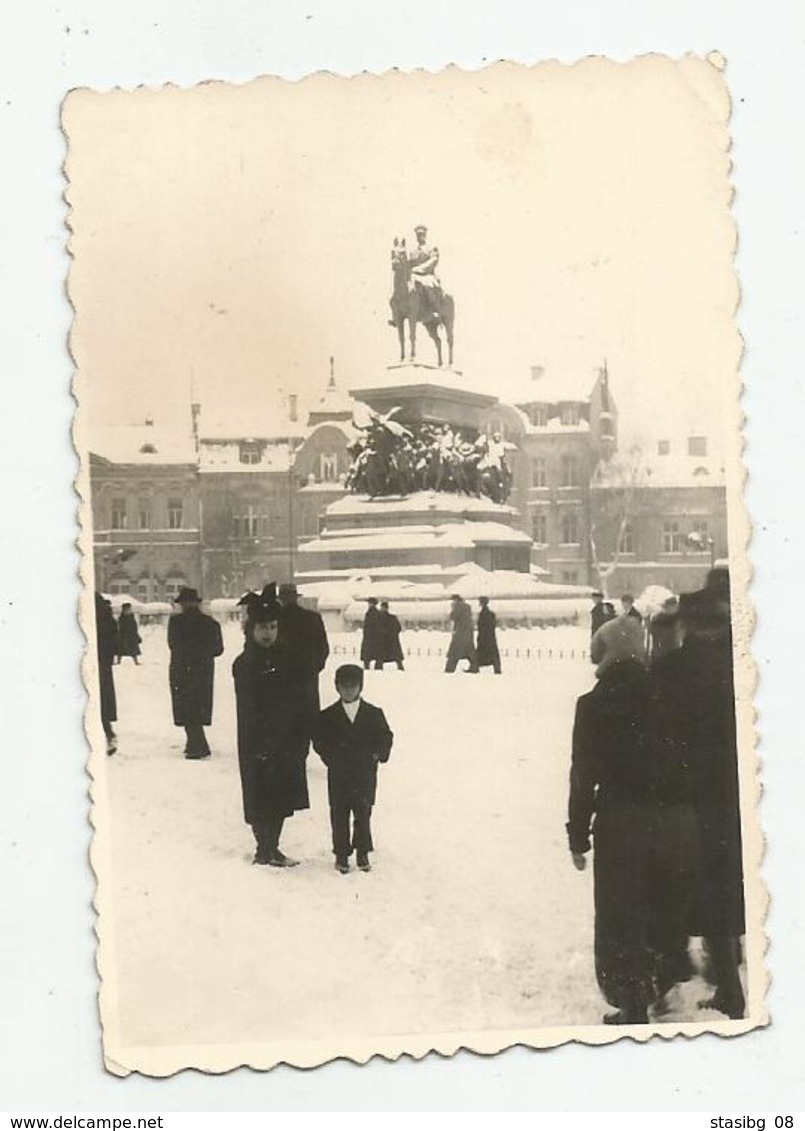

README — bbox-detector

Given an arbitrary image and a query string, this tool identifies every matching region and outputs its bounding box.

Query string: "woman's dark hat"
[175,586,201,605]
[238,583,281,623]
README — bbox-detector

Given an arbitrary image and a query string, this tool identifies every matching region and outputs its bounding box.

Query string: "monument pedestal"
[295,362,533,582]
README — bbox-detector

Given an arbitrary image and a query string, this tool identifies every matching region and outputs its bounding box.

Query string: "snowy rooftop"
[511,365,603,406]
[91,426,197,465]
[592,452,727,489]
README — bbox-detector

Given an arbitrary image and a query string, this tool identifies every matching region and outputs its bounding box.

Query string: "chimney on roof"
[144,415,154,427]
[288,393,298,423]
[328,356,336,390]
[530,365,545,382]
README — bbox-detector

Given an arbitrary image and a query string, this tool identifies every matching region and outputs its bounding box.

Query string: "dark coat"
[95,596,118,725]
[233,641,310,823]
[380,609,404,664]
[590,602,609,638]
[167,608,224,726]
[360,605,384,664]
[446,598,476,663]
[278,601,329,726]
[476,605,500,667]
[649,635,744,937]
[568,660,699,1011]
[117,611,142,657]
[313,699,393,807]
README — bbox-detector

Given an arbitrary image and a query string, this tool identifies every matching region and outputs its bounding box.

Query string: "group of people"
[232,584,392,873]
[358,592,502,675]
[569,568,745,1024]
[346,418,512,504]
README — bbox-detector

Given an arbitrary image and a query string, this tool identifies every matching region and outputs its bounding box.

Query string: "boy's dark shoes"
[356,853,372,872]
[335,857,350,874]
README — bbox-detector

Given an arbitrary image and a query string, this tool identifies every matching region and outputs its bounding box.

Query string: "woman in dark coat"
[95,593,118,755]
[476,596,501,673]
[233,584,309,868]
[567,658,700,1024]
[116,602,142,663]
[167,587,224,759]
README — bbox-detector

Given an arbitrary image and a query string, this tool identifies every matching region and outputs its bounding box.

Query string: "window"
[693,466,709,478]
[531,457,547,488]
[658,440,670,456]
[111,498,127,530]
[108,578,130,596]
[138,500,151,530]
[532,511,547,544]
[688,436,708,457]
[239,442,261,465]
[560,454,580,488]
[662,521,684,553]
[167,498,183,529]
[562,570,578,584]
[164,576,186,601]
[139,442,157,455]
[561,511,580,545]
[618,522,634,554]
[692,519,709,539]
[560,403,581,426]
[320,452,338,482]
[531,405,549,427]
[244,504,258,538]
[136,579,151,601]
[231,514,241,539]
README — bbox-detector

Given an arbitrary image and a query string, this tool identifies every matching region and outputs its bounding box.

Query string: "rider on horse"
[408,225,444,325]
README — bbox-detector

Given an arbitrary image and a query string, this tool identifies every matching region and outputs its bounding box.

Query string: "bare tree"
[588,445,644,597]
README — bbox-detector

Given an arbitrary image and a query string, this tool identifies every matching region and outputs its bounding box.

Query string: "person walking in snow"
[95,592,118,755]
[475,596,501,673]
[379,600,405,670]
[444,594,478,673]
[116,602,142,664]
[167,587,224,759]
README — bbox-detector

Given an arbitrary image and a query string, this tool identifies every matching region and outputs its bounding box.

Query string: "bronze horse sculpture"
[389,239,455,367]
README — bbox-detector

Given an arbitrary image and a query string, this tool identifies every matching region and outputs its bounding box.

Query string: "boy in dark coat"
[168,587,224,759]
[116,602,142,664]
[476,596,501,673]
[233,584,309,867]
[313,664,394,874]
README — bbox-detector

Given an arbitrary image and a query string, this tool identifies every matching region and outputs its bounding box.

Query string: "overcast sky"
[65,56,739,451]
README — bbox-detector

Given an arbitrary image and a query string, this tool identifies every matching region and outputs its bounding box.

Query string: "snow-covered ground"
[103,622,729,1051]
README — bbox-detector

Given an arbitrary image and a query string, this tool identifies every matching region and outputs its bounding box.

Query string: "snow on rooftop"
[512,366,602,406]
[592,452,726,490]
[91,426,197,465]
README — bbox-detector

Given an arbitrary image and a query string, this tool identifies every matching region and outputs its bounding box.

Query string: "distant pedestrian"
[621,593,643,622]
[379,600,405,670]
[233,584,308,868]
[360,597,384,670]
[445,594,478,673]
[168,587,224,760]
[116,602,142,664]
[313,664,394,874]
[590,591,609,638]
[95,593,118,755]
[476,596,501,673]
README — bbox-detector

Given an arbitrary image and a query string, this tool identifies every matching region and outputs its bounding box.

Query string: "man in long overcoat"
[649,582,745,1018]
[590,591,608,639]
[476,596,501,673]
[567,658,699,1024]
[167,587,224,759]
[379,600,405,670]
[445,594,478,673]
[360,597,384,670]
[277,581,330,752]
[116,602,142,664]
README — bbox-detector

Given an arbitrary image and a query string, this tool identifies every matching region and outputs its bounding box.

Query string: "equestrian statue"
[389,225,455,368]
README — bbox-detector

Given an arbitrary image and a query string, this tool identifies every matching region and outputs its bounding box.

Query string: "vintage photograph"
[65,56,762,1074]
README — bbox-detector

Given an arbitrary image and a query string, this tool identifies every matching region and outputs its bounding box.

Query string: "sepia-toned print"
[66,56,764,1075]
